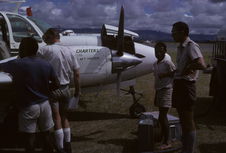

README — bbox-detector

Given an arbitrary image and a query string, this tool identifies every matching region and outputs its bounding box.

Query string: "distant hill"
[132,30,216,42]
[58,28,217,42]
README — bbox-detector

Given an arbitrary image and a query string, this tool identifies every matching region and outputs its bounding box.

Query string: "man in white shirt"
[171,22,206,153]
[38,28,80,153]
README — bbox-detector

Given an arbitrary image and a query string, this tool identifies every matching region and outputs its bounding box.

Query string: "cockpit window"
[6,14,41,42]
[28,17,52,33]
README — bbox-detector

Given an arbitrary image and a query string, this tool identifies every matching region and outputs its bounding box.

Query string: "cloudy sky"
[1,0,226,34]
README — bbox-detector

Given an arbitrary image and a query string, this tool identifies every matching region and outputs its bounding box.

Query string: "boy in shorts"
[153,42,176,150]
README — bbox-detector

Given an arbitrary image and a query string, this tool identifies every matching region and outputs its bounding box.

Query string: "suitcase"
[138,112,182,152]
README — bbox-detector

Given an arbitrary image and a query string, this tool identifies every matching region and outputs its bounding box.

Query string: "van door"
[5,13,43,56]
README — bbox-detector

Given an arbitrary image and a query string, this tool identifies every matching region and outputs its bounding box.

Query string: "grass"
[1,42,225,153]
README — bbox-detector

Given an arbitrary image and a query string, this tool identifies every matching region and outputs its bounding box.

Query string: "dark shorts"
[51,85,71,115]
[172,79,196,111]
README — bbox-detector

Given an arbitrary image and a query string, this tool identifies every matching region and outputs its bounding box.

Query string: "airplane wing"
[0,56,17,64]
[0,72,12,83]
[0,56,16,89]
[0,72,12,123]
[0,72,12,89]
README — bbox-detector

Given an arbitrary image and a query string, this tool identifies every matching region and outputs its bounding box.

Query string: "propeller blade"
[116,6,124,56]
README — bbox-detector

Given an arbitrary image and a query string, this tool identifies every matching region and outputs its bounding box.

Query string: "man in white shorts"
[0,37,59,153]
[38,28,80,153]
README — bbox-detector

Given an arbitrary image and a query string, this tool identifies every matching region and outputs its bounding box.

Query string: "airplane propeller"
[114,6,142,98]
[116,6,124,97]
[116,6,125,98]
[116,6,124,57]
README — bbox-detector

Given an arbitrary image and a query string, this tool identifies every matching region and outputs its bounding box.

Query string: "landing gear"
[129,103,145,118]
[121,86,146,118]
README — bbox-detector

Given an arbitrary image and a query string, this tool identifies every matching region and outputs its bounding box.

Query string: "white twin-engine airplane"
[0,1,168,118]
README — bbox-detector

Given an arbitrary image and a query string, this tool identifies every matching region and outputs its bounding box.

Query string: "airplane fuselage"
[0,11,157,88]
[60,35,156,87]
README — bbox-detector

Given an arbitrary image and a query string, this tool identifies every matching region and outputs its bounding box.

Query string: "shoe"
[64,142,72,153]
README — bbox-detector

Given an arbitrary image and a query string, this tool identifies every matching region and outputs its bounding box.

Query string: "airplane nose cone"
[112,52,142,72]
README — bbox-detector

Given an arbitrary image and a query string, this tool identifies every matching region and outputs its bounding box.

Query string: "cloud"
[31,0,118,28]
[187,1,226,34]
[0,0,225,34]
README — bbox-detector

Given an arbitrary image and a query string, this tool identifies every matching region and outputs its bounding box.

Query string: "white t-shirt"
[38,43,80,85]
[153,56,176,90]
[175,37,203,81]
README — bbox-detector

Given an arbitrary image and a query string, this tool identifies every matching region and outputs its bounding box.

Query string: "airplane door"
[4,13,44,56]
[70,46,112,87]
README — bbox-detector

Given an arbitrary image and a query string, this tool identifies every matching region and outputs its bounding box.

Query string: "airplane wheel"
[129,103,146,118]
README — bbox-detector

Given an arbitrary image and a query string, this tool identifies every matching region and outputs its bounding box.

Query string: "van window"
[28,16,52,33]
[6,14,41,42]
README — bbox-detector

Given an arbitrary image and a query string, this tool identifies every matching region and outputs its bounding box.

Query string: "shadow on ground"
[194,97,226,127]
[0,110,130,152]
[0,128,51,152]
[0,122,53,152]
[98,138,138,153]
[68,111,130,121]
[0,111,23,150]
[199,143,226,153]
[71,131,103,142]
